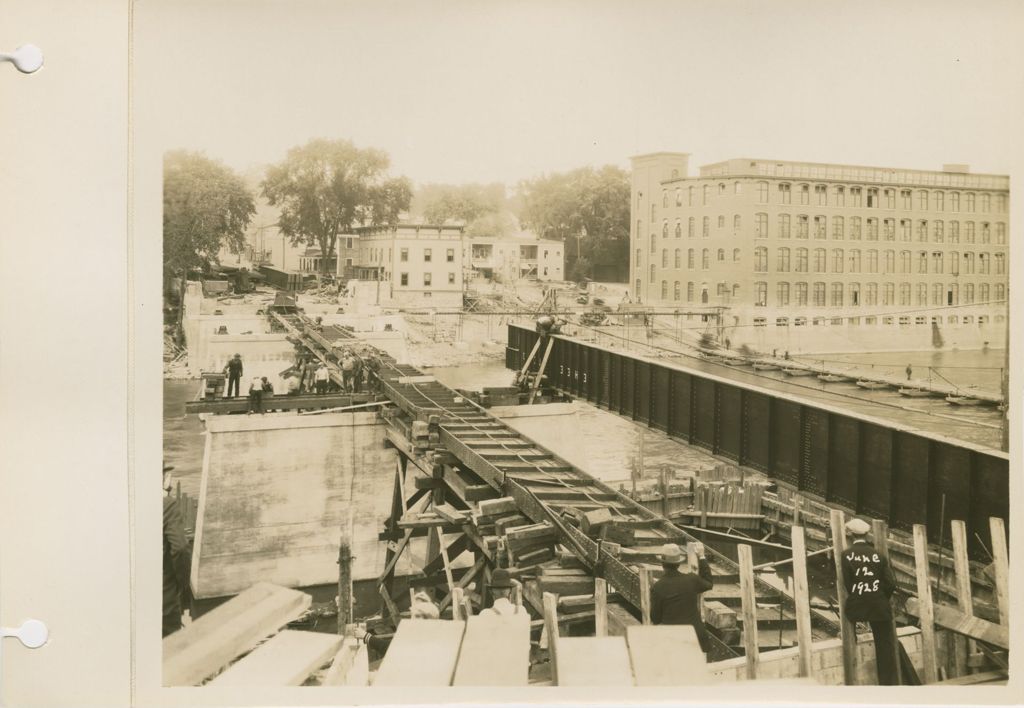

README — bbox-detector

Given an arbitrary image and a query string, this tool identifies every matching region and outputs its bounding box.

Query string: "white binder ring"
[1,619,48,648]
[0,44,44,73]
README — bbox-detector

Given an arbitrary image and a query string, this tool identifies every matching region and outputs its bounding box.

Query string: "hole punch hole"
[0,44,44,74]
[1,619,48,649]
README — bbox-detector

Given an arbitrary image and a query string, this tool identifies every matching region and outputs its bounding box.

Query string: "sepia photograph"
[152,0,1013,694]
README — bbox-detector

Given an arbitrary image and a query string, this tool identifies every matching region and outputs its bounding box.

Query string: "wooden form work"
[373,619,466,686]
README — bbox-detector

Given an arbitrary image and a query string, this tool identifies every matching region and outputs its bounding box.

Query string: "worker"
[479,569,525,618]
[248,375,264,414]
[261,376,274,395]
[224,353,243,398]
[285,371,301,395]
[341,351,356,391]
[314,363,330,394]
[351,354,364,393]
[905,364,913,381]
[365,353,382,393]
[302,357,316,393]
[841,518,899,685]
[162,465,191,637]
[650,542,714,653]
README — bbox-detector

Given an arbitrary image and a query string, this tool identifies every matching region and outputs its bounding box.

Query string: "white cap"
[845,518,871,536]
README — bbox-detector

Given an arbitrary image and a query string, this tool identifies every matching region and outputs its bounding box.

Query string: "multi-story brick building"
[630,152,1009,350]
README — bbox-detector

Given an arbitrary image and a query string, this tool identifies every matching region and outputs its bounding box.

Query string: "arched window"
[718,183,726,195]
[831,282,844,307]
[777,247,791,272]
[799,183,810,205]
[833,216,844,240]
[899,282,911,305]
[883,283,895,305]
[980,283,990,303]
[966,222,975,243]
[675,188,682,206]
[950,251,959,275]
[777,281,791,306]
[674,249,681,268]
[917,190,928,210]
[795,248,808,272]
[950,192,960,212]
[964,282,975,304]
[702,185,710,205]
[662,191,668,208]
[832,248,844,273]
[813,248,826,272]
[933,220,944,242]
[934,191,944,211]
[661,280,668,299]
[701,249,710,269]
[687,282,695,302]
[688,186,695,206]
[797,215,809,239]
[734,181,742,194]
[635,248,641,267]
[754,246,768,272]
[702,217,710,238]
[757,181,769,203]
[661,249,668,268]
[754,213,767,238]
[916,283,927,305]
[796,282,808,305]
[884,250,895,273]
[688,217,695,238]
[995,253,1006,274]
[917,251,928,274]
[981,193,990,212]
[813,282,826,306]
[733,248,741,261]
[917,220,928,242]
[649,264,655,281]
[850,282,861,306]
[932,283,944,305]
[662,222,669,238]
[687,249,695,269]
[674,221,682,238]
[717,248,725,261]
[866,283,878,305]
[778,213,791,238]
[779,183,792,204]
[650,233,656,253]
[866,249,878,273]
[734,215,742,232]
[899,250,911,273]
[995,283,1006,300]
[755,281,767,306]
[848,249,861,273]
[965,192,976,212]
[673,281,681,301]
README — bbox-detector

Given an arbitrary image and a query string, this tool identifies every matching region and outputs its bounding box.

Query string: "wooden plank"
[950,519,976,676]
[988,517,1009,626]
[478,497,518,516]
[373,619,466,686]
[436,527,456,599]
[452,614,531,686]
[913,524,939,683]
[933,669,1008,686]
[626,625,708,686]
[211,630,341,686]
[870,519,901,685]
[321,636,369,686]
[542,591,560,684]
[594,577,608,637]
[829,509,857,686]
[790,526,813,679]
[557,637,634,686]
[904,599,1009,650]
[638,566,652,625]
[737,544,759,680]
[162,582,311,687]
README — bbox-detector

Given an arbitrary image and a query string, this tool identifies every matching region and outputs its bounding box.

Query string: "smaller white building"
[354,223,466,307]
[465,232,564,283]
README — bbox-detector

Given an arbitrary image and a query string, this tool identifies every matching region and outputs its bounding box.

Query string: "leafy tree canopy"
[261,138,412,273]
[517,165,630,281]
[415,182,506,225]
[163,150,256,279]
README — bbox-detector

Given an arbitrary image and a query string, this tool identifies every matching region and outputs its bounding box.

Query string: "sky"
[135,0,1024,188]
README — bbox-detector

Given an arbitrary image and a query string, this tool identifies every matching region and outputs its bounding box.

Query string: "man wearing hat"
[841,518,899,684]
[480,568,525,618]
[224,353,243,398]
[650,542,714,653]
[162,464,192,637]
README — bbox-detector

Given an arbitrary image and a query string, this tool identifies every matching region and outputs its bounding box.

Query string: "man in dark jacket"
[650,542,714,654]
[841,518,899,685]
[162,466,192,637]
[224,354,243,398]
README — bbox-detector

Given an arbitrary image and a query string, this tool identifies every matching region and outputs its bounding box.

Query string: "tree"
[261,138,412,274]
[415,183,505,225]
[517,165,630,282]
[164,150,255,334]
[164,150,256,279]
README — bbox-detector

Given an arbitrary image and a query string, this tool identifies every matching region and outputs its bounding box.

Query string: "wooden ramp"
[557,637,635,686]
[162,582,311,686]
[626,625,709,686]
[452,614,531,686]
[210,630,341,686]
[374,619,466,686]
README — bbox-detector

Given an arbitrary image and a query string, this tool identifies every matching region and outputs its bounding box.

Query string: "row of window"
[753,314,1004,327]
[641,247,1006,276]
[649,182,1007,213]
[645,216,1006,245]
[647,279,1007,306]
[396,271,458,287]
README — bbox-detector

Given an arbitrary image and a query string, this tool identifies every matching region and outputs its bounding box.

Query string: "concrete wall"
[191,412,407,599]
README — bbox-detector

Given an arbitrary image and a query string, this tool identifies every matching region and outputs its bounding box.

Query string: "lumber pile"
[676,481,767,531]
[471,497,561,568]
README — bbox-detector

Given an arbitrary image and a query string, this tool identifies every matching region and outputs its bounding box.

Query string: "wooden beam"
[210,630,341,686]
[737,543,759,680]
[870,519,902,685]
[451,587,466,621]
[162,583,311,687]
[594,577,608,637]
[321,636,369,686]
[904,598,1009,651]
[337,542,352,633]
[439,557,486,611]
[988,517,1009,626]
[829,509,857,686]
[933,669,1007,686]
[542,592,561,685]
[638,566,652,625]
[913,523,940,683]
[436,527,456,600]
[790,526,813,679]
[950,519,975,677]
